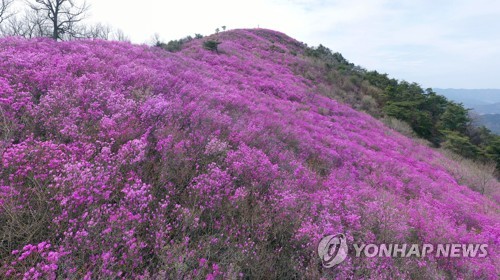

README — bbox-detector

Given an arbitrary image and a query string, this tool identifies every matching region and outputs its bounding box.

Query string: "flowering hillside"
[0,29,498,279]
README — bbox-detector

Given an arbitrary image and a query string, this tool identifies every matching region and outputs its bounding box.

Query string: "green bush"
[156,36,195,52]
[203,40,221,53]
[441,131,483,159]
[485,137,500,170]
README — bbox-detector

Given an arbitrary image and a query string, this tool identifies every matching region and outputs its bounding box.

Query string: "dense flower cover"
[0,29,498,279]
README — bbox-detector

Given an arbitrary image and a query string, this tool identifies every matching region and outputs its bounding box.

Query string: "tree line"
[305,44,500,174]
[0,0,128,41]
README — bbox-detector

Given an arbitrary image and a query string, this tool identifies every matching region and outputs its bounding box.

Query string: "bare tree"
[74,22,111,40]
[28,0,88,40]
[0,0,15,25]
[89,23,111,40]
[71,23,129,41]
[2,0,127,41]
[2,13,28,37]
[113,28,128,42]
[2,8,51,38]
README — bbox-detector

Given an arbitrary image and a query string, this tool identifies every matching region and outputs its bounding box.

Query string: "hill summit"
[0,29,498,279]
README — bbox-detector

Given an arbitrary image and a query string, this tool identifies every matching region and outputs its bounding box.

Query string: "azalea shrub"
[0,29,498,279]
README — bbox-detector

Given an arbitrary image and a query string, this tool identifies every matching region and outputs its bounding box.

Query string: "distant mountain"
[434,88,500,133]
[474,102,500,114]
[434,88,500,110]
[478,114,500,134]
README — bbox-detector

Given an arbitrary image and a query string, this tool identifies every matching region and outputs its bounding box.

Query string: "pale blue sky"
[86,0,500,89]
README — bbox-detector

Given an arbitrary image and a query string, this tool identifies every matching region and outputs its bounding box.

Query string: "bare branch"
[113,28,129,42]
[0,0,15,25]
[2,8,51,38]
[27,0,88,40]
[2,0,126,42]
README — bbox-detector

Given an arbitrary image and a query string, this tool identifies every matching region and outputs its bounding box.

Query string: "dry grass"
[434,149,499,199]
[382,117,415,138]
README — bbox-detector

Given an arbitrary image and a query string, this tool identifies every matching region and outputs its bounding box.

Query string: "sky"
[85,0,500,89]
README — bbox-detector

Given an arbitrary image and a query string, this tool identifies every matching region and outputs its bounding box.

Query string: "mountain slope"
[0,29,498,279]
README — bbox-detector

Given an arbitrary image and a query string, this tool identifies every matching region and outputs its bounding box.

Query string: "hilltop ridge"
[0,29,498,279]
